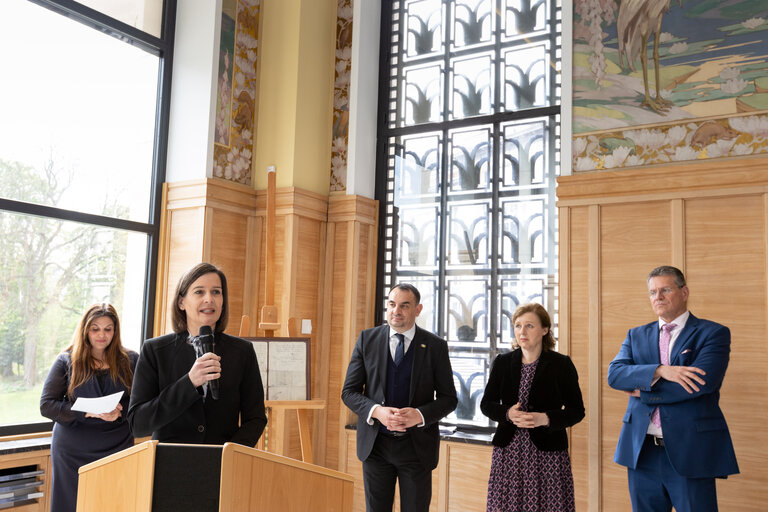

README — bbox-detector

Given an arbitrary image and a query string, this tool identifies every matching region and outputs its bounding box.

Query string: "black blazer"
[127,332,267,446]
[341,324,458,470]
[481,349,584,451]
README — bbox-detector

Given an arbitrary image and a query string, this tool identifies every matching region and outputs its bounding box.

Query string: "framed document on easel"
[244,337,310,400]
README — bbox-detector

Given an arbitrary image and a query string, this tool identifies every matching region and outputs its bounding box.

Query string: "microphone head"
[199,325,214,337]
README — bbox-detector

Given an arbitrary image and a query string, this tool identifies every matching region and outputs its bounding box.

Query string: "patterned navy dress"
[486,360,575,512]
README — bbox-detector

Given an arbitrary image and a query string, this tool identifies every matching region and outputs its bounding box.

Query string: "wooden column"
[316,194,378,471]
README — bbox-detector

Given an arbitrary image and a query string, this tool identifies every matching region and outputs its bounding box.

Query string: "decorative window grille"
[376,0,561,426]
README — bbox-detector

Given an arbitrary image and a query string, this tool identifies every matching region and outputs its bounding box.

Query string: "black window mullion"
[435,1,454,338]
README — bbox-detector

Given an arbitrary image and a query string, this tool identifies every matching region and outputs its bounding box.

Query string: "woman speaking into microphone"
[127,262,267,446]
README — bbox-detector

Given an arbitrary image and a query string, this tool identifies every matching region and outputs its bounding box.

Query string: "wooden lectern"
[76,441,353,511]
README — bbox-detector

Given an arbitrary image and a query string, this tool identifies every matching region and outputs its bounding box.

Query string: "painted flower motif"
[731,143,754,156]
[671,146,699,161]
[625,129,667,150]
[624,155,645,167]
[705,138,736,158]
[721,79,748,94]
[666,125,687,146]
[574,157,597,171]
[742,17,765,30]
[336,46,352,62]
[659,32,674,43]
[332,137,347,155]
[338,4,353,21]
[331,154,347,175]
[572,137,587,156]
[603,146,632,168]
[668,42,688,54]
[334,89,349,110]
[719,67,740,80]
[729,115,768,136]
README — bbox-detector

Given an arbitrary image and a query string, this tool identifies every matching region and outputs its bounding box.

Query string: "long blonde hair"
[66,303,132,399]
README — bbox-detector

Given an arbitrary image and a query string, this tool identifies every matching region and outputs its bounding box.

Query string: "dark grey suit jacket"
[127,332,267,446]
[341,324,457,470]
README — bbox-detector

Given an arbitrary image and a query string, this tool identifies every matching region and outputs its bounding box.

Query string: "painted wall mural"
[213,0,260,185]
[330,0,353,192]
[573,0,768,171]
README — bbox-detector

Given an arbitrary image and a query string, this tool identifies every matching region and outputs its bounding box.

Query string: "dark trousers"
[362,433,432,512]
[628,436,718,512]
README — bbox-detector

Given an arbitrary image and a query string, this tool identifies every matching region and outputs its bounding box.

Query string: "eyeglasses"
[649,287,677,298]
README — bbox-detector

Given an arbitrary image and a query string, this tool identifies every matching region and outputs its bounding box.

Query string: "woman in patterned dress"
[481,303,585,512]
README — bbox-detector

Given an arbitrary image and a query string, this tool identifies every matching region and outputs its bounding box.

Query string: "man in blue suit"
[342,283,457,512]
[608,266,738,512]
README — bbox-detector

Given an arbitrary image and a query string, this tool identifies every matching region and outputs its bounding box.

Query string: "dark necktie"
[394,333,405,366]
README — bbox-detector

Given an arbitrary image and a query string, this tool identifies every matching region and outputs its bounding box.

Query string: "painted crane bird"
[617,0,682,113]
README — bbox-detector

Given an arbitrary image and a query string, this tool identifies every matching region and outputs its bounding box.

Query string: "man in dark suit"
[608,266,739,512]
[342,283,457,512]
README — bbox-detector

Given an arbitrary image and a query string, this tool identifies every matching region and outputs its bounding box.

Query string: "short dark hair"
[511,303,556,352]
[647,265,686,288]
[389,283,421,304]
[172,262,229,334]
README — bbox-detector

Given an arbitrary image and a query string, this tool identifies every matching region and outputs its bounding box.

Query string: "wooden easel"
[259,166,280,336]
[238,316,325,464]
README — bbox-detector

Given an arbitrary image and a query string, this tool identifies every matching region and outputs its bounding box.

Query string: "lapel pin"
[421,344,426,348]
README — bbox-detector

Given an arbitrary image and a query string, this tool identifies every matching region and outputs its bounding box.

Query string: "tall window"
[376,0,561,427]
[0,0,174,433]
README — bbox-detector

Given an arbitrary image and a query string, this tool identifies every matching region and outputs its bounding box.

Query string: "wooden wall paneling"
[247,188,328,459]
[559,207,571,359]
[435,442,449,511]
[555,157,768,206]
[323,195,378,472]
[670,198,685,270]
[344,429,495,511]
[565,206,590,512]
[684,195,767,511]
[242,214,263,335]
[587,204,601,512]
[558,157,768,511]
[163,207,205,333]
[278,213,300,459]
[339,219,360,470]
[598,201,672,511]
[345,430,366,511]
[314,220,333,466]
[329,220,349,471]
[443,442,491,511]
[209,208,250,330]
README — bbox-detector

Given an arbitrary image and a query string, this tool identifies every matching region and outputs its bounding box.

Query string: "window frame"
[374,0,561,430]
[0,0,176,436]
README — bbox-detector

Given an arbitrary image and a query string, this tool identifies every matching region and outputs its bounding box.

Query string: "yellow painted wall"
[253,0,336,196]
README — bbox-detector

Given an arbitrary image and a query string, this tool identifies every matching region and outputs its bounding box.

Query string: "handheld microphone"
[195,325,220,400]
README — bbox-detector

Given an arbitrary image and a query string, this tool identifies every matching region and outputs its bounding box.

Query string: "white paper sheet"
[71,391,124,415]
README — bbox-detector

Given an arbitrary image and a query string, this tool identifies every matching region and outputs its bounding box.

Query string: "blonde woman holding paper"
[40,303,138,512]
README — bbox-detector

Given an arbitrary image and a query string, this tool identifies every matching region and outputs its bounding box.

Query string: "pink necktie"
[651,322,676,429]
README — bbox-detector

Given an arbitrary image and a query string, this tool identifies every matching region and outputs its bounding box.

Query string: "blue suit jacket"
[341,324,458,470]
[607,314,739,478]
